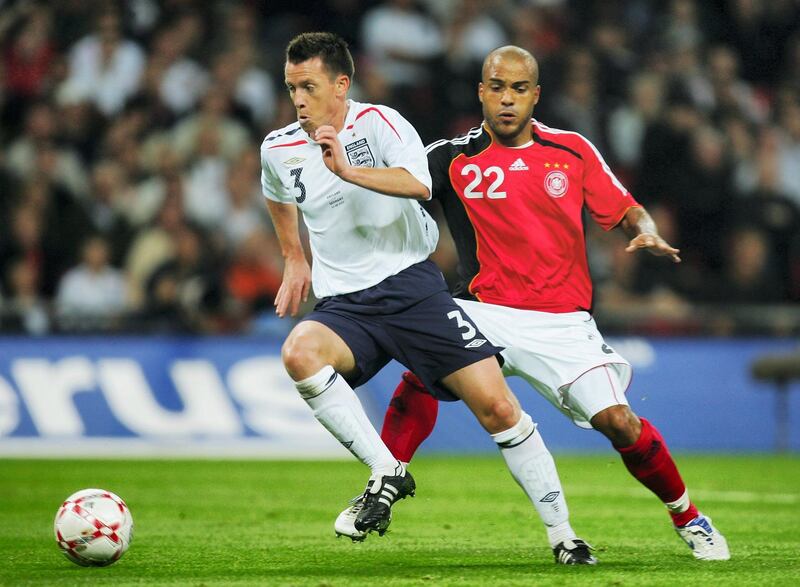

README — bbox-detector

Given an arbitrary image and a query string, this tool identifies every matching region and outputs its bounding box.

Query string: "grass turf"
[1,455,799,586]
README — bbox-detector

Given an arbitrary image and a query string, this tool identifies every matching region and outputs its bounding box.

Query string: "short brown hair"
[286,32,355,80]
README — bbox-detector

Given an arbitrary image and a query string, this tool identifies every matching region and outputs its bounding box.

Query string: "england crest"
[345,138,375,167]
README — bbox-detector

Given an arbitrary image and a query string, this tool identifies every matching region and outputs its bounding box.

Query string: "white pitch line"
[565,486,799,505]
[692,490,800,505]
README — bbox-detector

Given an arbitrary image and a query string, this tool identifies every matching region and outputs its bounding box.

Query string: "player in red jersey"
[337,46,729,560]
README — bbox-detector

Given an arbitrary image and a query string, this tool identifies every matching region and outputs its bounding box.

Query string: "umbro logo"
[465,339,487,348]
[509,158,528,171]
[540,491,560,503]
[282,156,305,167]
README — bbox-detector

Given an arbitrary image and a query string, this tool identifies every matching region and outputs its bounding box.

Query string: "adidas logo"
[379,483,398,507]
[509,158,528,171]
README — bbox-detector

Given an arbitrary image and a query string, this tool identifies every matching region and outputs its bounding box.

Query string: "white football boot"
[334,495,368,542]
[334,468,415,541]
[675,513,730,560]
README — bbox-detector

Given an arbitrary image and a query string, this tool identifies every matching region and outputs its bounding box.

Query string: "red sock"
[617,417,699,527]
[380,371,438,463]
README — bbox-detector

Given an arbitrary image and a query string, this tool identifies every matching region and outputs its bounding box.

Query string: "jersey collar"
[342,99,357,130]
[481,119,537,149]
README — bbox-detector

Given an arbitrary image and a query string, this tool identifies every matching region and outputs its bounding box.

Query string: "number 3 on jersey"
[290,167,306,203]
[447,309,475,340]
[461,164,506,199]
[447,309,488,348]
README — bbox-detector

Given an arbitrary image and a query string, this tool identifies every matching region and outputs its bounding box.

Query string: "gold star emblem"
[544,162,551,168]
[554,163,561,169]
[564,163,569,169]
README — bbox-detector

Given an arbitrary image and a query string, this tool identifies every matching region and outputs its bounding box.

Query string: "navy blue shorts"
[302,260,503,401]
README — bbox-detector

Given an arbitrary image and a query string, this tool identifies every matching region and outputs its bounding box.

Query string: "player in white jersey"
[260,32,595,563]
[261,100,438,297]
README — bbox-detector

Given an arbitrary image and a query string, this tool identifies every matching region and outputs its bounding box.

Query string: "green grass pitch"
[1,455,799,586]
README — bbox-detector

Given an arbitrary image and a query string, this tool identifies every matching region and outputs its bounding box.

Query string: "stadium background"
[0,0,799,456]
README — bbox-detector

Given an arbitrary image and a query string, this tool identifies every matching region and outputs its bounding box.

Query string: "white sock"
[492,413,578,548]
[665,490,691,514]
[295,366,401,478]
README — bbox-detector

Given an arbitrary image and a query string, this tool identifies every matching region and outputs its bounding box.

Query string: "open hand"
[275,256,312,317]
[625,233,681,263]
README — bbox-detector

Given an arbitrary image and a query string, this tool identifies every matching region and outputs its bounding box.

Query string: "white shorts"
[455,299,632,429]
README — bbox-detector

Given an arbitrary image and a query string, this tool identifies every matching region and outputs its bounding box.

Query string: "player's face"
[479,57,540,147]
[285,57,349,134]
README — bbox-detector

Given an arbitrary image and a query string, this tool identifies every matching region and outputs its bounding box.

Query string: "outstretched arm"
[619,206,681,263]
[265,199,312,317]
[314,125,430,200]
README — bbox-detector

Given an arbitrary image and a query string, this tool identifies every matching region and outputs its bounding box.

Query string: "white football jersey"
[260,100,438,298]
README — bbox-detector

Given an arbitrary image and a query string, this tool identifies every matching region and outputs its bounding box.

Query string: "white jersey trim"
[533,120,629,197]
[425,126,483,154]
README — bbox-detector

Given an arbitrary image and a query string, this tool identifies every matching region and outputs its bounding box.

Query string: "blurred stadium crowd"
[1,0,799,336]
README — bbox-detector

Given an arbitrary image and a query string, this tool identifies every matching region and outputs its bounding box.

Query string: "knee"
[483,397,519,433]
[591,405,641,447]
[281,326,325,381]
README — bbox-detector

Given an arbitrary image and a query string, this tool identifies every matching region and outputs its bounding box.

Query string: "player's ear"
[335,74,350,96]
[478,82,484,103]
[533,85,541,105]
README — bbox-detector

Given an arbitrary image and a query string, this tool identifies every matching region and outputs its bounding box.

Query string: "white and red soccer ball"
[54,488,133,566]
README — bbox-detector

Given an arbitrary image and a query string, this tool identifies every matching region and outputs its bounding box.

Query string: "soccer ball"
[54,488,133,566]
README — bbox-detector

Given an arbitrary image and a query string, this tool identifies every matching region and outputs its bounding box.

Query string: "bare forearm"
[315,125,429,199]
[341,166,430,200]
[620,206,658,239]
[265,199,305,259]
[265,198,311,317]
[620,205,681,262]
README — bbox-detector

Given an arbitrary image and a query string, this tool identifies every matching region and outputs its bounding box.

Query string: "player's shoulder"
[346,100,416,146]
[347,100,407,131]
[531,119,598,160]
[349,100,395,118]
[260,122,305,156]
[426,125,489,160]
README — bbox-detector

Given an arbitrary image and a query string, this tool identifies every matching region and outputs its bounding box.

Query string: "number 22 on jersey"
[461,164,506,199]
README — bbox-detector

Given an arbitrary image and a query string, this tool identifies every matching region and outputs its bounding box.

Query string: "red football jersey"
[427,120,640,313]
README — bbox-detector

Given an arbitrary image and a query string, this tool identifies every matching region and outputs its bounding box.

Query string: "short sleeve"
[425,140,453,201]
[370,107,433,199]
[580,136,641,230]
[260,148,290,203]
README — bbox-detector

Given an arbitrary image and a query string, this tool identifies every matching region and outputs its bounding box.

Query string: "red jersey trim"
[268,140,307,149]
[346,107,402,141]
